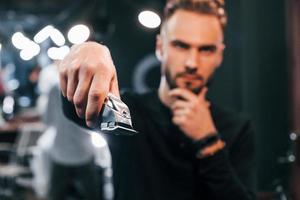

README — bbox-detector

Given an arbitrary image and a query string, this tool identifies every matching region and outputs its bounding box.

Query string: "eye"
[199,45,217,55]
[171,41,190,50]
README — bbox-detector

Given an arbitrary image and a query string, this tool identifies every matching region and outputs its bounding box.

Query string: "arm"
[195,121,256,200]
[168,88,256,199]
[58,42,120,127]
[227,120,257,197]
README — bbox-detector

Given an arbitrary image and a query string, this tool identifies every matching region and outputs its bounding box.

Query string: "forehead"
[163,10,224,45]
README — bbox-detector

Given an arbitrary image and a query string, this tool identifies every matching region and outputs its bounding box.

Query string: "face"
[156,10,225,94]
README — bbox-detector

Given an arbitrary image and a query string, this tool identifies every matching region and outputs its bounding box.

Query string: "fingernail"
[67,96,72,102]
[76,110,84,119]
[86,121,96,128]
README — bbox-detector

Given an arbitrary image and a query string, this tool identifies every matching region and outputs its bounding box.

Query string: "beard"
[164,66,214,95]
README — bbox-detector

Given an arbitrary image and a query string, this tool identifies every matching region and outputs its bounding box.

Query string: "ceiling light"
[20,50,34,61]
[68,24,90,44]
[50,28,65,46]
[138,10,161,29]
[47,46,70,60]
[12,32,31,50]
[19,41,40,61]
[34,25,54,44]
[3,96,14,114]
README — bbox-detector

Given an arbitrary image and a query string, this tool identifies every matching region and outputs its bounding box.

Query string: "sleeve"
[228,120,257,197]
[195,120,257,200]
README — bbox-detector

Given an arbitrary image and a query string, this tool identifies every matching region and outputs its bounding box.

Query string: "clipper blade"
[96,93,137,135]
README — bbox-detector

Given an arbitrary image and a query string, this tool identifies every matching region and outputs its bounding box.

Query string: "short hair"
[162,0,227,31]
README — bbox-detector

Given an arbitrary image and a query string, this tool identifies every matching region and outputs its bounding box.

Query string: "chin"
[185,86,202,94]
[176,84,203,94]
[191,87,203,94]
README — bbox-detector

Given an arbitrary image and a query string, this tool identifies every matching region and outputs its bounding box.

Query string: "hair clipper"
[94,93,137,135]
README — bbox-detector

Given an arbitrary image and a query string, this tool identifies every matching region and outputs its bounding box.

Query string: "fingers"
[198,87,208,101]
[171,100,190,111]
[59,60,69,97]
[170,87,208,100]
[85,74,110,127]
[66,63,79,102]
[171,99,191,127]
[169,88,210,110]
[198,87,210,107]
[73,67,93,118]
[59,72,67,97]
[109,73,120,98]
[169,87,216,140]
[172,114,186,126]
[170,87,210,125]
[169,88,196,102]
[59,48,79,97]
[169,87,209,106]
[172,108,192,127]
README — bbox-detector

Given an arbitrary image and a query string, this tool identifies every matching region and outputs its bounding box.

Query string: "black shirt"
[63,90,256,200]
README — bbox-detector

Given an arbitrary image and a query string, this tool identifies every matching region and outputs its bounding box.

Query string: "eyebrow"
[171,40,190,49]
[199,45,217,52]
[171,39,217,51]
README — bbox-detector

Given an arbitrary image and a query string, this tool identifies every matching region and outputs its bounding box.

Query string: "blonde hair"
[163,0,227,31]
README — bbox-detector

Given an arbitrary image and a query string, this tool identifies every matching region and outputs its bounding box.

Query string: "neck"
[158,76,173,108]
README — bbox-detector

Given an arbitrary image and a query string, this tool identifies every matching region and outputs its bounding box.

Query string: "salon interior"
[0,0,299,199]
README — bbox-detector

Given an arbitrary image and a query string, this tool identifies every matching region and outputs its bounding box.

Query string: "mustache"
[174,71,204,81]
[164,66,207,94]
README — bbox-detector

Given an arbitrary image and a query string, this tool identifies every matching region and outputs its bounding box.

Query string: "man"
[59,0,256,199]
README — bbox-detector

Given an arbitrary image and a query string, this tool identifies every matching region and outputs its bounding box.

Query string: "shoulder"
[121,89,157,107]
[212,104,252,128]
[119,90,158,132]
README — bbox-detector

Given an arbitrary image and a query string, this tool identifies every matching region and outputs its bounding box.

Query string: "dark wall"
[98,0,162,89]
[239,0,289,190]
[210,0,290,191]
[95,0,290,191]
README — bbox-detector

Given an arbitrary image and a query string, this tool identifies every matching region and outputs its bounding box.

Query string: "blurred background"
[0,0,299,199]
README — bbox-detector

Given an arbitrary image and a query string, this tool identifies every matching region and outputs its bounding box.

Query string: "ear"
[155,34,162,61]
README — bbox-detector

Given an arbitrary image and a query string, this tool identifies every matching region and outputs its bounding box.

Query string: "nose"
[185,49,198,74]
[185,66,197,74]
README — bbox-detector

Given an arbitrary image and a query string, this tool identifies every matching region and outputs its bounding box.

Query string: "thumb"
[198,87,208,101]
